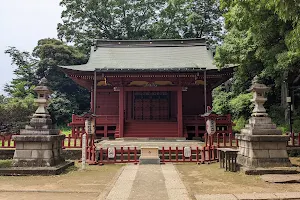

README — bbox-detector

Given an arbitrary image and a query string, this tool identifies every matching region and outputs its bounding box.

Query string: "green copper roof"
[60,38,218,72]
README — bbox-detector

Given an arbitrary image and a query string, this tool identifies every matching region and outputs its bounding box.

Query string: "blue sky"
[0,0,62,95]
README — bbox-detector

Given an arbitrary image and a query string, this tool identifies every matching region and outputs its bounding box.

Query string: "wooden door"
[133,92,170,120]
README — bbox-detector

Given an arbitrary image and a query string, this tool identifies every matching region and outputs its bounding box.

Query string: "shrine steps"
[124,121,178,137]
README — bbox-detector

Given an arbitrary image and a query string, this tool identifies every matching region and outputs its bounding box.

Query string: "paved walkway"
[102,164,190,200]
[101,164,300,200]
[195,192,300,200]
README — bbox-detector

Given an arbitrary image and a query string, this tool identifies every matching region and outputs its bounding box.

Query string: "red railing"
[286,132,300,147]
[0,135,15,148]
[68,114,119,137]
[206,133,239,148]
[86,145,219,165]
[0,134,85,149]
[1,132,299,149]
[62,134,83,149]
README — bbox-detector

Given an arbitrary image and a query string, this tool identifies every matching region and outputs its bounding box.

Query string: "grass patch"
[0,160,12,168]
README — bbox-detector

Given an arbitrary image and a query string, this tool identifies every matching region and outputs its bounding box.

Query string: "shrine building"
[60,38,234,139]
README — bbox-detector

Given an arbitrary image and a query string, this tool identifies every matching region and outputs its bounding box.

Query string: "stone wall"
[0,149,82,160]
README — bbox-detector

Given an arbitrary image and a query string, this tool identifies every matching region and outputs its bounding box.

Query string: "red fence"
[86,145,219,165]
[62,134,83,149]
[286,132,300,147]
[0,134,84,149]
[1,132,300,149]
[0,135,15,148]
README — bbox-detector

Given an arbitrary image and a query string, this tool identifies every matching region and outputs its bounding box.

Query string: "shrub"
[233,116,247,132]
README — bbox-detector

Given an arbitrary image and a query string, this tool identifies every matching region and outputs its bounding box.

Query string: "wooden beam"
[118,87,124,137]
[177,87,183,137]
[93,70,97,114]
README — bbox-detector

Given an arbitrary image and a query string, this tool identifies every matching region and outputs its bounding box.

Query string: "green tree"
[4,39,90,126]
[57,0,223,50]
[214,0,300,129]
[4,47,38,98]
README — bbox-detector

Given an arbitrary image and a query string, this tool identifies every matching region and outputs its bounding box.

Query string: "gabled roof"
[60,38,218,72]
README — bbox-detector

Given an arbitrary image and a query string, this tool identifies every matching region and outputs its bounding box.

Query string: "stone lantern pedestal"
[236,77,293,174]
[0,78,73,175]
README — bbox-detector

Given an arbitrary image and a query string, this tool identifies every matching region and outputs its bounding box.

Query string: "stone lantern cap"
[33,77,52,95]
[248,76,270,117]
[20,77,58,135]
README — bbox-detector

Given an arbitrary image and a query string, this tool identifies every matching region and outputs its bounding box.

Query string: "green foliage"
[213,86,252,120]
[0,95,37,133]
[58,126,71,136]
[4,39,90,127]
[48,92,78,125]
[212,87,232,115]
[229,93,252,119]
[233,116,247,132]
[214,0,300,129]
[58,0,223,51]
[0,160,12,168]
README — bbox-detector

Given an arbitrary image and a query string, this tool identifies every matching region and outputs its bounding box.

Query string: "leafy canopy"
[58,0,224,50]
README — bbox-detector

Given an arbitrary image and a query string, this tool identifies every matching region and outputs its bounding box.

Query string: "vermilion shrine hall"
[60,38,234,139]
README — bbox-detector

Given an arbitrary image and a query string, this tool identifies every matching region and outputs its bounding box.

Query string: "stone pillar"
[12,78,65,167]
[236,76,291,169]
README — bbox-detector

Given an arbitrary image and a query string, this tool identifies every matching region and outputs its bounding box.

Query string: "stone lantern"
[236,76,291,171]
[12,78,73,172]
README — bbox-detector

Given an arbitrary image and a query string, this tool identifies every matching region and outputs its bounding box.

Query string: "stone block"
[41,142,52,149]
[139,146,160,165]
[139,157,160,164]
[14,150,32,158]
[269,150,288,158]
[277,142,287,150]
[24,142,42,150]
[242,128,282,135]
[31,150,43,159]
[239,140,245,148]
[259,142,278,150]
[250,123,277,129]
[43,150,54,159]
[53,141,58,149]
[244,147,249,157]
[239,147,245,155]
[249,149,269,158]
[15,142,24,149]
[255,158,292,168]
[249,117,272,124]
[53,149,59,157]
[246,141,260,149]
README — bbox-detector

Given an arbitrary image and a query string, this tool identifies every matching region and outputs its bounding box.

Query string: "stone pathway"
[101,164,300,200]
[102,164,190,200]
[195,192,300,200]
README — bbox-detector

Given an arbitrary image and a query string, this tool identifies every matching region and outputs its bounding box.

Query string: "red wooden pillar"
[90,88,94,113]
[177,87,183,137]
[119,87,125,137]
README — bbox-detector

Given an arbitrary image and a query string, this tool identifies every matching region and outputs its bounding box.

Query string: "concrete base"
[241,166,299,175]
[12,135,65,167]
[139,157,161,164]
[236,134,292,168]
[0,161,74,176]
